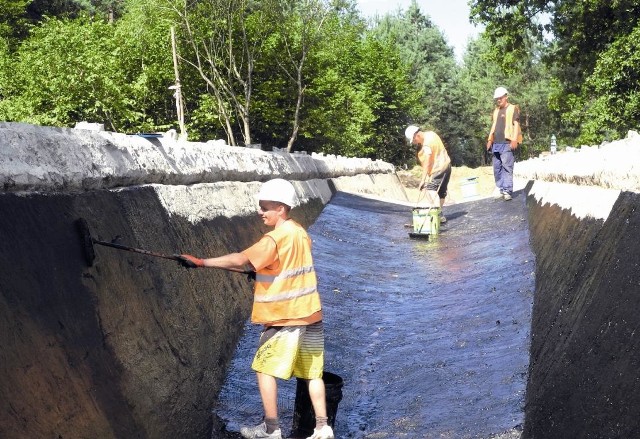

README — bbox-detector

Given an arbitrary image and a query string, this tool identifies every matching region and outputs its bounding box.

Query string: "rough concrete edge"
[150,179,335,224]
[0,122,395,194]
[528,180,620,221]
[514,131,640,193]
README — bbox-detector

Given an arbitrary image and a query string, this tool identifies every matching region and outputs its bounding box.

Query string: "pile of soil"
[396,165,497,205]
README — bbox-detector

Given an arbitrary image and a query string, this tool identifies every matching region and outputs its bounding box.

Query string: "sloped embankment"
[0,122,406,439]
[519,136,640,438]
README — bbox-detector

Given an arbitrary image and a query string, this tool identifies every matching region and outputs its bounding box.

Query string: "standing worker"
[176,179,334,439]
[486,87,522,201]
[405,125,452,223]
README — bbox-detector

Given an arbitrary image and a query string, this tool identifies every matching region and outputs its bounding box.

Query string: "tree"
[371,1,467,165]
[0,0,31,48]
[262,0,331,152]
[113,0,178,132]
[296,9,416,161]
[0,18,132,129]
[171,0,271,146]
[470,0,640,144]
[571,23,640,143]
[0,0,185,134]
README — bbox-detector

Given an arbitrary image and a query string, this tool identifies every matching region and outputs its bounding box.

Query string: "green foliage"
[550,0,640,91]
[0,18,130,128]
[172,0,274,145]
[371,2,471,166]
[300,12,416,161]
[470,0,640,145]
[189,93,234,140]
[25,0,125,21]
[301,15,379,156]
[0,38,10,104]
[469,0,548,74]
[356,36,417,164]
[252,0,332,150]
[247,2,416,162]
[374,3,456,126]
[0,0,31,46]
[571,23,640,143]
[112,0,177,132]
[0,3,177,133]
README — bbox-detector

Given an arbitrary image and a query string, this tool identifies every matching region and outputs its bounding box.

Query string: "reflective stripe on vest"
[255,265,315,284]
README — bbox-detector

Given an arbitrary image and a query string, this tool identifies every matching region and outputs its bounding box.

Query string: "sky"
[355,0,483,61]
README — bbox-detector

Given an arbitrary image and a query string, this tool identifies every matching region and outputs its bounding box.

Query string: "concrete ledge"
[0,122,395,194]
[515,132,640,193]
[152,179,336,224]
[528,181,620,221]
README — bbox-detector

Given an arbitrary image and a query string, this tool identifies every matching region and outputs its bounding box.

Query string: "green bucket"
[412,207,441,235]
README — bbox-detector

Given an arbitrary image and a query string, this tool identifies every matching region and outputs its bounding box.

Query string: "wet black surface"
[215,191,534,438]
[523,190,640,439]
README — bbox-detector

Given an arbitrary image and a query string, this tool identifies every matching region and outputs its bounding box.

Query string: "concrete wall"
[516,134,640,438]
[0,122,407,439]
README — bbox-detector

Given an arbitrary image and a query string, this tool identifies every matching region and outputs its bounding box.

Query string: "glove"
[175,254,205,268]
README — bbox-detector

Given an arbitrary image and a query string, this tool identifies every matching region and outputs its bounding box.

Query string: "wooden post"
[170,27,186,140]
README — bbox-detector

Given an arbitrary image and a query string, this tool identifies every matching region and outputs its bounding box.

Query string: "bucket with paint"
[289,371,343,438]
[460,177,479,199]
[412,207,441,235]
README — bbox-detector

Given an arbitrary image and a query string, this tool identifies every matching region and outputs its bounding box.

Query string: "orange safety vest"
[418,131,451,176]
[251,220,322,325]
[489,104,523,144]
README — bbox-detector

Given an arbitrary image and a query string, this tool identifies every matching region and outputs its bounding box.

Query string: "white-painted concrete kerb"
[516,130,640,220]
[0,122,395,194]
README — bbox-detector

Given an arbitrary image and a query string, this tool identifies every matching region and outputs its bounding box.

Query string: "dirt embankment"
[396,165,498,204]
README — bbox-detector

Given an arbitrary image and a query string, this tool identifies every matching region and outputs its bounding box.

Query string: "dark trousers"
[492,145,514,194]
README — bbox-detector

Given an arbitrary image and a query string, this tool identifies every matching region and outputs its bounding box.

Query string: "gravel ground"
[396,165,516,206]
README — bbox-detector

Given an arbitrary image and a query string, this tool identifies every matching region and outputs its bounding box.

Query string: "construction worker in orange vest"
[405,125,452,223]
[486,87,522,201]
[176,179,333,439]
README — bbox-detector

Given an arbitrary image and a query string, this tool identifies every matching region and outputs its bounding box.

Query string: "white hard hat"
[257,178,298,208]
[405,125,420,141]
[493,87,508,99]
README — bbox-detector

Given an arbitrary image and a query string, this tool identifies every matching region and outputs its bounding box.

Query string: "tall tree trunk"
[286,65,305,152]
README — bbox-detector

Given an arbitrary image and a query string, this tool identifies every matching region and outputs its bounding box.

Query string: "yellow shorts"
[251,321,324,380]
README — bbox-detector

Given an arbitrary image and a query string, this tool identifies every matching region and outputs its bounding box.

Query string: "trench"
[3,120,640,439]
[521,186,640,439]
[216,190,535,438]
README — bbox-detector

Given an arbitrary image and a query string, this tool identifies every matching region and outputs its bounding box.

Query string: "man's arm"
[419,151,433,189]
[201,252,251,270]
[511,106,522,150]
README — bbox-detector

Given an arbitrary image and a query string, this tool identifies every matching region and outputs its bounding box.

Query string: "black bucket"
[289,371,343,438]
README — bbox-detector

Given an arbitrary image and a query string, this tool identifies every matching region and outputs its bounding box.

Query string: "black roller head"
[75,218,96,267]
